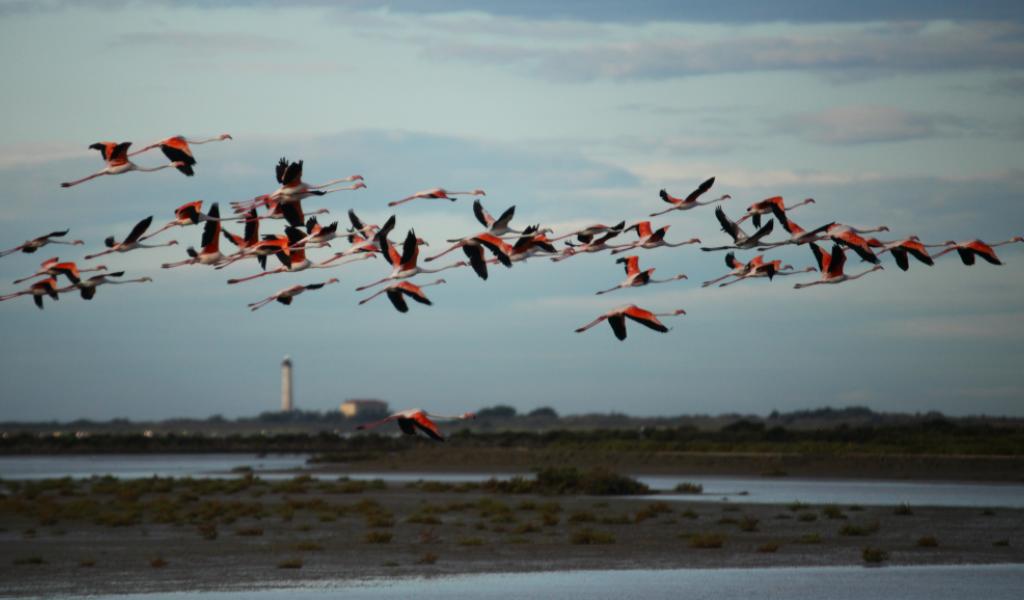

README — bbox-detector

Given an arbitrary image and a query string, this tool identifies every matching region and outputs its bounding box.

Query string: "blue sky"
[1,1,1022,420]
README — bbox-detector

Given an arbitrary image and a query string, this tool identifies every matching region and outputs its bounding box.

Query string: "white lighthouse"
[281,355,293,412]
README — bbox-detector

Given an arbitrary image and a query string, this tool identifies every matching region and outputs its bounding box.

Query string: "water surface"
[46,564,1024,600]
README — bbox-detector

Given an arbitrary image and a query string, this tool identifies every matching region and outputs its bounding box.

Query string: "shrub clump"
[862,547,889,564]
[674,482,703,494]
[893,503,913,516]
[277,558,303,569]
[484,468,649,496]
[916,536,939,548]
[839,521,880,537]
[570,528,616,545]
[364,532,393,544]
[689,533,726,548]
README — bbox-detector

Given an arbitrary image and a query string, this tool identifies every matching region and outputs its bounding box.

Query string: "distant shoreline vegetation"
[0,406,1021,458]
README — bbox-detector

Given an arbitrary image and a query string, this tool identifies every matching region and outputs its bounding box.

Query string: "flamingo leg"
[357,288,390,305]
[649,206,680,217]
[60,171,106,188]
[356,276,395,292]
[574,316,608,333]
[228,269,283,284]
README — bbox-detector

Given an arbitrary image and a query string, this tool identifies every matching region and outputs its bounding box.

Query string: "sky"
[0,1,1022,421]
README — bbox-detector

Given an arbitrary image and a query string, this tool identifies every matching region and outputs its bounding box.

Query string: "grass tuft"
[570,528,616,545]
[688,533,726,549]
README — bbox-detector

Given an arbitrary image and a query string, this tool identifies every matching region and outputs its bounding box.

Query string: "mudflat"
[1,475,1021,598]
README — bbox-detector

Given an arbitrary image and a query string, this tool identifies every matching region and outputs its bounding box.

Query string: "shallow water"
[0,454,307,480]
[46,564,1024,600]
[3,454,1023,508]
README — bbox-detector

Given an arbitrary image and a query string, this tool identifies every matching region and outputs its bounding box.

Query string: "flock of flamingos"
[3,134,1021,438]
[3,134,1023,342]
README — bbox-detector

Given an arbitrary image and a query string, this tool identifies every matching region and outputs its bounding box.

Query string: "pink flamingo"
[575,305,687,341]
[356,409,476,441]
[650,177,730,216]
[60,142,186,187]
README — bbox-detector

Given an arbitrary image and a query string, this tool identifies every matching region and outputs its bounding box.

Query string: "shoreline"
[1,476,1021,598]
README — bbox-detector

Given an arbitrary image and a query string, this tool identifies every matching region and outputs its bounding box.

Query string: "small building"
[340,399,389,418]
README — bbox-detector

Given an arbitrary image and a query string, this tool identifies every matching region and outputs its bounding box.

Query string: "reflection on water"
[0,454,307,480]
[635,475,1024,508]
[3,455,1023,508]
[52,564,1024,600]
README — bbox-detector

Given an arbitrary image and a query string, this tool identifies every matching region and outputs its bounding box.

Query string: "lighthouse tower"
[281,355,293,412]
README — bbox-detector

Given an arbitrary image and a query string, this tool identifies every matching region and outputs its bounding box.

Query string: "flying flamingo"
[128,133,233,175]
[84,216,178,260]
[756,203,834,250]
[388,187,485,208]
[551,222,627,262]
[595,255,687,295]
[231,157,364,213]
[865,236,935,271]
[737,196,815,228]
[701,207,774,252]
[827,224,887,264]
[220,209,261,262]
[316,215,399,265]
[575,305,687,341]
[145,200,250,240]
[486,225,559,265]
[701,252,756,288]
[355,409,476,441]
[793,243,884,289]
[357,229,467,291]
[226,228,374,284]
[247,278,340,311]
[0,277,60,309]
[1,230,84,258]
[548,223,625,243]
[932,237,1023,266]
[217,234,290,271]
[650,177,730,217]
[13,257,106,285]
[60,142,187,187]
[718,260,815,287]
[57,272,152,300]
[465,199,523,237]
[358,278,447,312]
[425,232,512,280]
[609,221,700,254]
[161,203,227,268]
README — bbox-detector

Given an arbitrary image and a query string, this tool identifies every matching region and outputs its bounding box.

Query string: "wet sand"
[1,477,1021,597]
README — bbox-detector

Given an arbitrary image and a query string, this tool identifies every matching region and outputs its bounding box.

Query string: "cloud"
[109,31,294,54]
[418,21,1024,83]
[878,313,1024,341]
[779,105,976,145]
[7,0,1024,24]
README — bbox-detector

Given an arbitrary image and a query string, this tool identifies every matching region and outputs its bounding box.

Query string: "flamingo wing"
[473,199,493,227]
[200,203,221,252]
[809,243,828,273]
[658,189,681,205]
[462,244,489,280]
[43,229,70,240]
[348,209,367,233]
[476,234,512,267]
[827,245,847,277]
[608,314,628,340]
[714,207,740,241]
[280,202,305,229]
[624,306,669,333]
[686,176,715,203]
[399,230,420,268]
[160,138,196,176]
[890,247,910,271]
[618,256,640,276]
[385,288,410,312]
[492,205,516,231]
[110,142,132,163]
[397,282,432,306]
[124,216,154,245]
[411,413,445,441]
